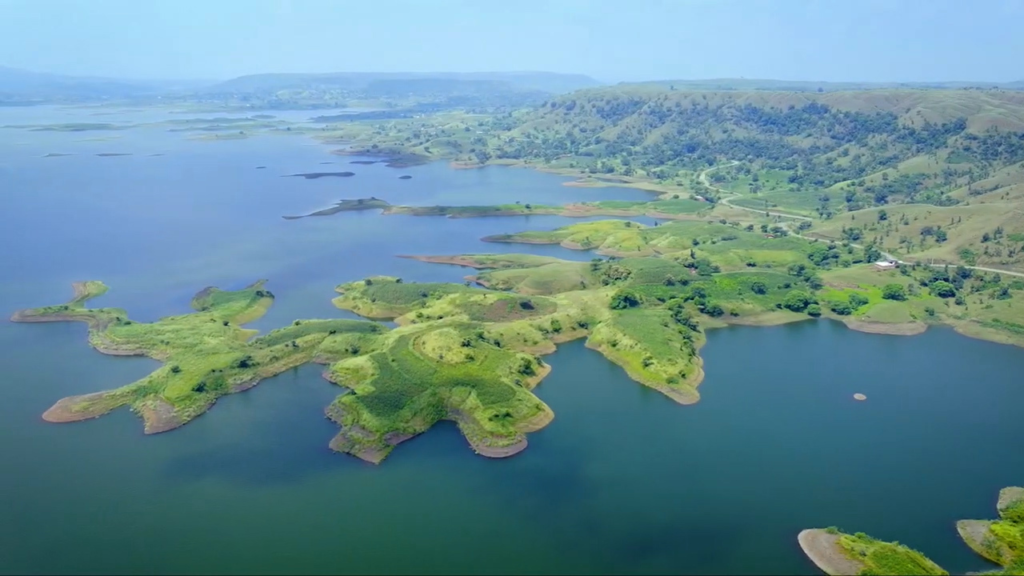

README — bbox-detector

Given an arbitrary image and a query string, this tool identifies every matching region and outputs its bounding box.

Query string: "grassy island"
[13,214,1024,464]
[283,197,390,219]
[12,278,557,463]
[798,528,947,575]
[803,486,1024,575]
[957,486,1024,573]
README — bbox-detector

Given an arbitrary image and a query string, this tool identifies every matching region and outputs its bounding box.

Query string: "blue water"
[1,106,1021,575]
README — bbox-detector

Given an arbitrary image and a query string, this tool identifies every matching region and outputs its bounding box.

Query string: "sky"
[0,0,1022,83]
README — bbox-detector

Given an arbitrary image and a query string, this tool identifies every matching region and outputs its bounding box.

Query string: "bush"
[930,281,956,298]
[783,290,813,312]
[750,281,768,295]
[702,302,724,317]
[610,289,643,310]
[829,301,853,315]
[848,293,869,309]
[806,304,822,317]
[882,284,907,301]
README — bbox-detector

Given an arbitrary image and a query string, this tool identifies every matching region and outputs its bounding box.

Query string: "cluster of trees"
[827,292,870,315]
[903,263,1017,304]
[469,91,1024,214]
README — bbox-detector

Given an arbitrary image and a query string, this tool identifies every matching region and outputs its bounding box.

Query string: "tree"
[848,293,869,309]
[930,281,956,298]
[878,209,888,221]
[610,289,642,309]
[881,283,907,301]
[750,281,768,295]
[806,304,822,317]
[701,301,724,317]
[829,300,853,315]
[783,290,813,312]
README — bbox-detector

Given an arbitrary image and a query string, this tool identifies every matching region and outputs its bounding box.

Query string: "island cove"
[798,486,1024,575]
[12,218,1024,465]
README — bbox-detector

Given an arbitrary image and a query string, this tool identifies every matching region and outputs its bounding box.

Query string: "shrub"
[610,289,643,310]
[829,301,853,315]
[882,284,907,301]
[783,290,813,312]
[848,293,869,309]
[930,281,956,298]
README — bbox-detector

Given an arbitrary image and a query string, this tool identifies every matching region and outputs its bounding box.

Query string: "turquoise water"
[1,108,1023,575]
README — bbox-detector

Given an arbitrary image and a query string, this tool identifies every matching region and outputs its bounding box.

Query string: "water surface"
[1,108,1022,575]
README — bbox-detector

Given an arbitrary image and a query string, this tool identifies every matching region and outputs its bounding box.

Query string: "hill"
[205,71,602,95]
[477,86,1024,196]
[628,78,1024,92]
[0,66,210,103]
[189,71,603,111]
[319,84,1024,271]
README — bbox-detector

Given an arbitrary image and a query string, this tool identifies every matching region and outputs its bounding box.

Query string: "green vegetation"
[296,85,1024,272]
[12,279,555,464]
[805,486,1024,576]
[799,528,947,576]
[283,197,390,219]
[957,487,1024,574]
[17,209,1024,465]
[9,279,385,433]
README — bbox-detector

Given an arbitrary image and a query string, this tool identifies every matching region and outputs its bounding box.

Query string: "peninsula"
[14,217,1024,465]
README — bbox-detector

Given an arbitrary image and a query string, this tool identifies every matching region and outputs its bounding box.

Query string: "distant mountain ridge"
[624,78,1024,92]
[204,71,603,95]
[0,66,213,100]
[1,65,1020,106]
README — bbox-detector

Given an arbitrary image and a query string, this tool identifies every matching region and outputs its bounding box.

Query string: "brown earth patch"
[998,487,1024,515]
[469,437,528,458]
[140,399,184,434]
[398,254,493,268]
[42,392,122,423]
[956,520,1007,564]
[798,529,866,576]
[843,319,928,336]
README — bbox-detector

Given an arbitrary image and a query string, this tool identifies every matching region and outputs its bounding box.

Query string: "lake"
[2,106,1023,575]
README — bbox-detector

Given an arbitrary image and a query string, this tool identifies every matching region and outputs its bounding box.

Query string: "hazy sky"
[1,0,1022,83]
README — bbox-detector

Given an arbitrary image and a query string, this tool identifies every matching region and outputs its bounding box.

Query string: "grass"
[729,190,824,217]
[333,276,476,318]
[476,262,598,295]
[834,531,947,575]
[809,203,1024,273]
[586,308,705,403]
[12,280,382,433]
[810,488,1024,575]
[18,209,1024,465]
[327,324,553,462]
[957,486,1024,570]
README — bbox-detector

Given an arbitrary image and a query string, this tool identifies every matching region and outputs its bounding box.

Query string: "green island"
[14,216,1024,466]
[282,197,390,219]
[800,486,1024,575]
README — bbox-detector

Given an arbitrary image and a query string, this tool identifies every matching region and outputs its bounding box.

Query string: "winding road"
[697,164,1024,278]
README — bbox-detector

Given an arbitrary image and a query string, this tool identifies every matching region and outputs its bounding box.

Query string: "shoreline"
[797,529,865,576]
